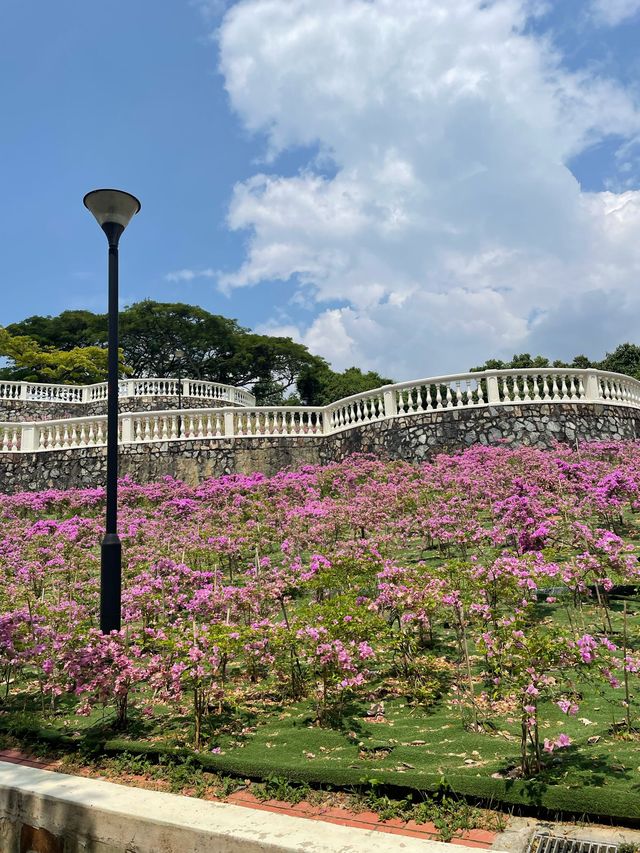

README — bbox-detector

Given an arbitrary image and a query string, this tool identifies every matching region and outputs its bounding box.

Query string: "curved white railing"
[0,378,255,407]
[1,368,639,453]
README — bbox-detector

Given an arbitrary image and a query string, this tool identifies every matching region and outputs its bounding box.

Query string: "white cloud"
[166,268,217,283]
[590,0,640,26]
[216,0,640,378]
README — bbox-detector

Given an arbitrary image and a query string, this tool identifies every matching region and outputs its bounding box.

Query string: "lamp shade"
[83,189,141,230]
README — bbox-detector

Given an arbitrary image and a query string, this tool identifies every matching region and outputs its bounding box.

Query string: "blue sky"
[2,0,640,378]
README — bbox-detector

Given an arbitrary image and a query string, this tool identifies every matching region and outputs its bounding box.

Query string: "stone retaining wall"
[324,401,639,463]
[0,396,240,422]
[0,403,637,494]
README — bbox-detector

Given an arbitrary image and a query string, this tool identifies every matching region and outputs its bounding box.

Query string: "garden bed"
[1,445,640,822]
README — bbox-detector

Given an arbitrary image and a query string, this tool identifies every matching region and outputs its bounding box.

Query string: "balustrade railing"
[1,368,639,453]
[0,378,255,407]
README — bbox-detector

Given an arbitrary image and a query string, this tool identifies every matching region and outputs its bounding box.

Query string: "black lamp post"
[84,189,141,634]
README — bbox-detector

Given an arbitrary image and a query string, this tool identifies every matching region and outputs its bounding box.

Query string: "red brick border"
[0,751,496,847]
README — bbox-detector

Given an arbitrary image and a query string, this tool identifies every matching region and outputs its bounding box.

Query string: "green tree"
[6,310,107,350]
[297,364,393,405]
[118,301,242,380]
[0,328,109,384]
[569,355,592,369]
[471,353,551,372]
[598,343,640,379]
[223,333,326,403]
[471,352,595,373]
[2,301,328,404]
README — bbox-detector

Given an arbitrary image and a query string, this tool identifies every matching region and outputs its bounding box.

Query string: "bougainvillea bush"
[1,442,640,813]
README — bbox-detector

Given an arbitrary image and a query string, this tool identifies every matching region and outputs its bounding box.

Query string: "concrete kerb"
[0,762,505,853]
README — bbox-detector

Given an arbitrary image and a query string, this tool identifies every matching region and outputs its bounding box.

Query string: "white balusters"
[4,369,640,454]
[0,383,23,400]
[0,378,256,409]
[0,426,20,452]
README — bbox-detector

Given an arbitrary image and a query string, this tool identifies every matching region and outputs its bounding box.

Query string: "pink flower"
[557,699,578,715]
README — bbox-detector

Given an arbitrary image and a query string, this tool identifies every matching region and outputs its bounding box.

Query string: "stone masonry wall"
[0,396,240,422]
[0,403,638,494]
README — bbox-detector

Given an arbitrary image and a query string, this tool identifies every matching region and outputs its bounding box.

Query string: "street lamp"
[84,189,141,634]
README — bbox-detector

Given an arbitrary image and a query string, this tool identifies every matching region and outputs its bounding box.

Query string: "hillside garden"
[1,443,640,821]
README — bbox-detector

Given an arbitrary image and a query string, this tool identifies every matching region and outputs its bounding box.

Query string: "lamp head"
[83,189,141,245]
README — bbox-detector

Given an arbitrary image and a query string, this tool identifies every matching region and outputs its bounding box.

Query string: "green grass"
[1,590,639,822]
[3,681,640,820]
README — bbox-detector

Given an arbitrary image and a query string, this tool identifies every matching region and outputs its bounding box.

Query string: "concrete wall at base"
[0,403,638,494]
[0,762,451,853]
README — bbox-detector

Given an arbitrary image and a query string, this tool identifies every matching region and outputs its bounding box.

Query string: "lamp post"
[84,189,141,634]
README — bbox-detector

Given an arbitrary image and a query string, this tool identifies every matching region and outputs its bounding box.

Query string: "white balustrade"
[0,424,21,452]
[493,369,588,405]
[232,408,324,438]
[0,382,25,401]
[2,369,640,454]
[24,383,84,403]
[33,415,109,451]
[390,374,487,420]
[599,373,640,406]
[132,410,226,442]
[326,390,387,432]
[0,378,256,407]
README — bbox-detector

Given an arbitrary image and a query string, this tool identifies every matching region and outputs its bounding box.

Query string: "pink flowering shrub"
[478,619,616,774]
[296,625,376,721]
[60,630,146,726]
[0,442,639,768]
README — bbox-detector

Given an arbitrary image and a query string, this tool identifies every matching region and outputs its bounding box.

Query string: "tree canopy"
[471,344,640,380]
[0,328,109,384]
[1,301,394,404]
[5,301,640,404]
[296,364,393,406]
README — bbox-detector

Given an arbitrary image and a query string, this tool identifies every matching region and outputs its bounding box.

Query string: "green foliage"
[412,787,483,842]
[6,310,107,350]
[472,353,581,372]
[297,364,393,405]
[471,343,640,381]
[254,774,312,804]
[599,343,640,379]
[117,301,242,380]
[3,300,328,404]
[356,777,489,840]
[0,327,111,384]
[103,751,209,797]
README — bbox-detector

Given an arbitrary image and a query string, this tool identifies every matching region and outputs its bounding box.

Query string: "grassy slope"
[2,528,640,819]
[3,652,640,819]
